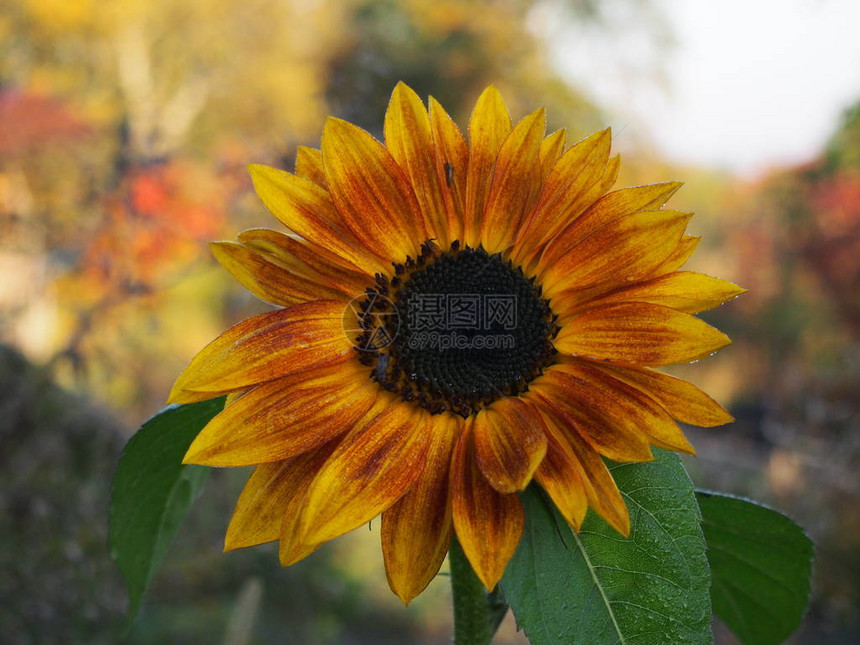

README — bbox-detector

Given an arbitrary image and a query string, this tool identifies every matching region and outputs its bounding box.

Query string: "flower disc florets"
[356,240,558,417]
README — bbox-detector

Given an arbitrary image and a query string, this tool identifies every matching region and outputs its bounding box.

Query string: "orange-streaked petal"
[183,362,377,466]
[535,180,682,271]
[277,442,341,566]
[538,408,630,535]
[429,96,468,244]
[381,413,461,604]
[248,164,385,275]
[653,234,701,275]
[539,129,566,183]
[299,402,430,544]
[578,271,747,315]
[295,146,327,188]
[555,302,731,366]
[480,109,545,254]
[533,420,589,530]
[210,241,345,306]
[464,86,512,247]
[322,117,425,262]
[224,441,331,554]
[514,129,611,260]
[168,300,351,403]
[549,360,695,455]
[451,423,524,590]
[594,362,734,427]
[533,366,655,462]
[473,397,547,493]
[385,83,449,244]
[542,210,691,297]
[237,228,370,297]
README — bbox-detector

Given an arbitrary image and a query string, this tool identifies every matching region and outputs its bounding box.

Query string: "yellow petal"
[555,301,731,366]
[381,413,461,604]
[514,129,611,260]
[168,300,352,403]
[595,363,734,427]
[300,402,430,544]
[542,210,692,297]
[480,109,545,254]
[578,271,747,315]
[428,96,468,245]
[183,362,378,466]
[237,227,371,296]
[322,117,425,262]
[653,234,701,275]
[277,442,340,566]
[539,129,566,184]
[295,146,327,188]
[248,164,385,275]
[451,423,524,590]
[553,360,695,455]
[533,420,588,530]
[473,397,547,493]
[385,83,449,245]
[210,241,346,306]
[538,408,630,535]
[464,86,512,247]
[225,462,289,551]
[533,366,655,462]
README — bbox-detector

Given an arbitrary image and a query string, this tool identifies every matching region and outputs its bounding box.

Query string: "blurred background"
[1,0,858,642]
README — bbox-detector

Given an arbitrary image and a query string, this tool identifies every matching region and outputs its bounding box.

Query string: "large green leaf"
[697,491,813,645]
[502,449,711,645]
[109,398,224,620]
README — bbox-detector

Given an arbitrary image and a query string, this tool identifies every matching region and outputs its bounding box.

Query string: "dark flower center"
[354,241,558,417]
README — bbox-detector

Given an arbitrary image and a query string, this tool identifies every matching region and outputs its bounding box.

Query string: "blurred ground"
[1,1,858,642]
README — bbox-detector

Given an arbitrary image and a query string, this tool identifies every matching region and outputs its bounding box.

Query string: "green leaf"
[502,449,712,645]
[109,398,224,621]
[697,491,813,645]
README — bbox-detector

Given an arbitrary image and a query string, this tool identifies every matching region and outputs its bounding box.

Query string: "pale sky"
[548,0,860,175]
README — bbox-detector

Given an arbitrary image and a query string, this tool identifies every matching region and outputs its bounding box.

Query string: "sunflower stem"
[449,535,494,645]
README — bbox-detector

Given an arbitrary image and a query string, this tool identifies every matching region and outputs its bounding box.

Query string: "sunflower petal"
[183,362,377,466]
[381,414,461,604]
[237,228,370,296]
[429,96,468,245]
[556,360,695,454]
[451,423,524,590]
[322,117,425,262]
[480,109,545,254]
[534,421,589,530]
[210,241,345,306]
[539,129,566,183]
[295,146,327,188]
[653,235,701,275]
[299,402,430,544]
[555,302,731,366]
[542,210,692,296]
[224,462,289,551]
[248,164,384,275]
[596,363,734,427]
[473,397,547,493]
[464,86,512,247]
[277,442,340,566]
[385,83,449,244]
[168,300,351,403]
[514,129,611,258]
[580,271,747,314]
[542,408,630,535]
[533,366,655,462]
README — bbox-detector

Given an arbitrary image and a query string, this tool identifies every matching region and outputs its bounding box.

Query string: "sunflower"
[169,82,743,603]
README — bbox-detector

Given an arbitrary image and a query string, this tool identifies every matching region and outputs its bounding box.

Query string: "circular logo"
[341,293,400,350]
